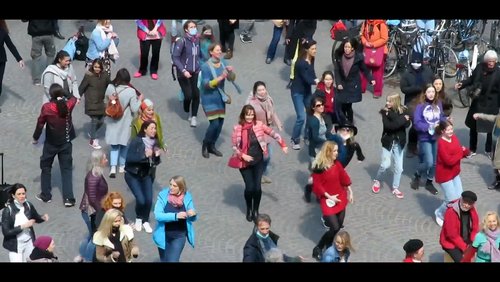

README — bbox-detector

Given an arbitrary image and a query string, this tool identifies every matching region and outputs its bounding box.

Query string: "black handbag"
[0,153,13,209]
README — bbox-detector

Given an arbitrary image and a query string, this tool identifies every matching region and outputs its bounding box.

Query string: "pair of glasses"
[314,104,324,108]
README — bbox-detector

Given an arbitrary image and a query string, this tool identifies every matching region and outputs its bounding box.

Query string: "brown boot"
[224,49,233,59]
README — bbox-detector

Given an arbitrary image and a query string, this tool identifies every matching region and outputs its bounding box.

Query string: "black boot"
[304,184,312,203]
[246,207,253,222]
[410,173,420,190]
[252,209,259,222]
[425,179,438,195]
[208,143,223,157]
[488,170,500,190]
[202,142,209,158]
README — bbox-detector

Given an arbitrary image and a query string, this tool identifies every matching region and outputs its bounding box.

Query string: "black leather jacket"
[1,201,45,252]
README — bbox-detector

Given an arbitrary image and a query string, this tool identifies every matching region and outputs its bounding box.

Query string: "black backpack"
[74,26,89,61]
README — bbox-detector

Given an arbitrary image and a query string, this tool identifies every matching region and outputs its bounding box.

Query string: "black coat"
[462,63,500,130]
[2,201,45,252]
[243,231,279,262]
[399,65,434,105]
[380,108,411,151]
[334,52,372,104]
[0,29,22,63]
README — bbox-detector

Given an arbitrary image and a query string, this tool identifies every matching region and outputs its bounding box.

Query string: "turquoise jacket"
[152,189,197,250]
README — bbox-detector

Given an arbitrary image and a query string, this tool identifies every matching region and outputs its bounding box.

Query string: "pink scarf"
[342,51,355,77]
[481,229,500,262]
[168,192,185,208]
[240,122,254,155]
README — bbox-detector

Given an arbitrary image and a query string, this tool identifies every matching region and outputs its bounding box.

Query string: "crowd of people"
[1,18,500,263]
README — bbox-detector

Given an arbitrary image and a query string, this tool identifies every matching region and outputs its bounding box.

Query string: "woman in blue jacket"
[153,175,197,262]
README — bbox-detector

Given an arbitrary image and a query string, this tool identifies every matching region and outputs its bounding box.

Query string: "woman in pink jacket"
[230,105,288,222]
[134,20,166,80]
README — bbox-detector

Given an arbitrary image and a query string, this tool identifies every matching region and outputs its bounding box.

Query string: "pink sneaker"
[133,71,143,78]
[371,180,380,194]
[392,188,404,199]
[151,73,159,80]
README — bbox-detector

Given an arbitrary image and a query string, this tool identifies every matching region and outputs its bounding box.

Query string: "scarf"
[142,136,156,150]
[97,24,119,59]
[168,191,185,208]
[255,92,275,126]
[341,51,355,77]
[240,122,254,155]
[481,229,500,262]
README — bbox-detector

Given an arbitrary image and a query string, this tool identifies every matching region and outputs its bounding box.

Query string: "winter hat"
[403,239,423,254]
[140,99,154,111]
[411,52,423,63]
[34,236,53,250]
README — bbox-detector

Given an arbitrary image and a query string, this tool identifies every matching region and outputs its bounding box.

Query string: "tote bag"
[364,46,384,67]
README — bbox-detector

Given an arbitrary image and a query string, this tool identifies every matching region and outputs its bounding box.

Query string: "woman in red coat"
[311,141,353,261]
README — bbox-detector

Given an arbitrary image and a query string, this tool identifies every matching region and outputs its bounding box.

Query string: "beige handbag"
[272,20,285,28]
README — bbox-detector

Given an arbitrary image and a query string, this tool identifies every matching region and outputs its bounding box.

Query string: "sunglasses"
[314,104,324,108]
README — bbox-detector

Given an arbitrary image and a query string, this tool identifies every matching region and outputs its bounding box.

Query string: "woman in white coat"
[104,68,143,178]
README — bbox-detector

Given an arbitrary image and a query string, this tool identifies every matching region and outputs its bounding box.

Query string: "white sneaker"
[109,166,116,178]
[190,116,197,127]
[142,222,153,233]
[118,165,125,173]
[434,209,444,227]
[135,219,142,232]
[291,140,301,150]
[89,139,102,150]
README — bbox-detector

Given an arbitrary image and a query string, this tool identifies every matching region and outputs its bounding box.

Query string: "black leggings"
[178,73,200,117]
[240,160,265,213]
[443,247,463,262]
[317,209,346,250]
[469,129,492,153]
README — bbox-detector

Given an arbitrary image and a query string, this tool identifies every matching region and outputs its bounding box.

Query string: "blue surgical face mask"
[188,27,197,36]
[256,231,269,239]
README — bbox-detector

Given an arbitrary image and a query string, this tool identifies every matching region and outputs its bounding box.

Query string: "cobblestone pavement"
[0,20,498,262]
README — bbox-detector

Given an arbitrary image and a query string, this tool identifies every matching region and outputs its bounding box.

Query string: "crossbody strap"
[113,85,129,111]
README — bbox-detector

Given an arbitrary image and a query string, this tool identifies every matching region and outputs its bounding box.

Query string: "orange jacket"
[360,20,389,54]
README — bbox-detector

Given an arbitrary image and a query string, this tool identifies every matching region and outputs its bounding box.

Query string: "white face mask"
[411,63,422,69]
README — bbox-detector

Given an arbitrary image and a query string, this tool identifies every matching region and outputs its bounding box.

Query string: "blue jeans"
[124,172,153,223]
[158,236,186,262]
[109,144,127,167]
[203,117,224,145]
[263,143,272,176]
[78,236,96,262]
[266,25,283,60]
[291,92,312,143]
[417,140,437,180]
[374,142,404,189]
[435,175,463,220]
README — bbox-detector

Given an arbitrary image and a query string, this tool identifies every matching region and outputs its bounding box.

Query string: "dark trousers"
[340,102,353,124]
[285,37,299,61]
[138,39,162,75]
[317,209,346,250]
[443,247,463,262]
[40,141,74,201]
[0,61,5,97]
[408,126,418,148]
[89,115,104,140]
[124,172,153,223]
[178,73,200,117]
[219,29,235,52]
[266,26,284,60]
[203,117,224,145]
[469,129,492,153]
[240,160,265,213]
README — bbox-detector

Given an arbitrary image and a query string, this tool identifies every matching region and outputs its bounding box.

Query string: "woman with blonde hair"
[321,230,354,262]
[371,93,411,198]
[93,209,139,262]
[471,211,500,262]
[311,141,353,261]
[153,175,197,262]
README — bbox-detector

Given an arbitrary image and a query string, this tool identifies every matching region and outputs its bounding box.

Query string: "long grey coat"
[104,84,141,146]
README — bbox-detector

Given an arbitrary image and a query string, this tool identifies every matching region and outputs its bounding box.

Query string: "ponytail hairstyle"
[49,83,68,118]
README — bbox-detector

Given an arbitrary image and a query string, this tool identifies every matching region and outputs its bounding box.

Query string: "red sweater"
[316,82,334,114]
[435,135,469,184]
[312,160,351,216]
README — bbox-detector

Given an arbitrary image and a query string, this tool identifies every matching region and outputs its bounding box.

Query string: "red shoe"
[151,73,159,80]
[371,180,381,194]
[133,71,143,78]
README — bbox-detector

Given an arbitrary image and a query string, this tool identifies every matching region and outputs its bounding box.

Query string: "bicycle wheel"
[456,70,471,108]
[443,45,458,78]
[384,41,398,78]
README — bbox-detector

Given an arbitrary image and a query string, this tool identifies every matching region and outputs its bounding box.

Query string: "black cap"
[335,123,358,136]
[403,239,423,254]
[461,191,477,203]
[411,51,423,63]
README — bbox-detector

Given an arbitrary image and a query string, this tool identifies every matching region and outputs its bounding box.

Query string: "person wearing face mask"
[199,25,215,63]
[93,209,139,262]
[172,20,202,128]
[41,50,81,105]
[400,52,434,158]
[134,20,166,80]
[243,213,303,262]
[2,183,49,262]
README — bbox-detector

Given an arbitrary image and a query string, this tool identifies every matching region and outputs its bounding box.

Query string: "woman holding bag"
[360,19,388,99]
[229,105,288,222]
